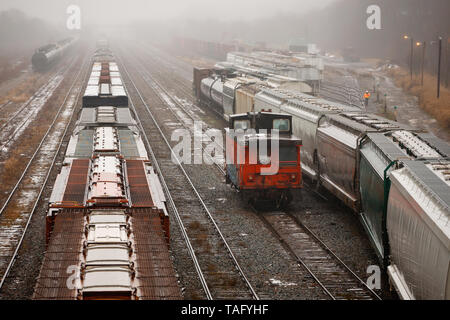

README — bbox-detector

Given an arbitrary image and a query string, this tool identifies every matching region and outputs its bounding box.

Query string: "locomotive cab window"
[234,119,251,130]
[273,119,290,132]
[280,146,297,162]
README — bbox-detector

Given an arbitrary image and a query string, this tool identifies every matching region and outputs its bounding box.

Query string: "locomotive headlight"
[259,156,271,165]
[248,175,254,181]
[290,174,297,180]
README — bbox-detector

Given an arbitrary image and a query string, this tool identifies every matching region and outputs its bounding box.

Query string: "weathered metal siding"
[131,208,181,300]
[359,155,386,259]
[359,133,408,263]
[72,130,94,158]
[33,209,85,300]
[62,159,90,205]
[118,129,140,158]
[387,160,450,300]
[126,160,154,207]
[235,86,257,114]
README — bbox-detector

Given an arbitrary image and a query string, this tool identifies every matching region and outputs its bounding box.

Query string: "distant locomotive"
[31,37,77,72]
[225,112,302,207]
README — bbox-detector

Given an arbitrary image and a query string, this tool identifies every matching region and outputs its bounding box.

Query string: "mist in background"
[0,0,448,68]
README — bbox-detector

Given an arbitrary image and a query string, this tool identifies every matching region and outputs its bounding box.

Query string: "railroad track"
[256,210,381,300]
[0,101,11,112]
[320,82,364,109]
[132,44,228,121]
[129,51,226,174]
[136,47,384,300]
[0,53,90,290]
[118,52,258,300]
[0,56,78,152]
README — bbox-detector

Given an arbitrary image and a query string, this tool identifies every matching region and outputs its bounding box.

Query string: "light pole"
[404,35,414,81]
[416,41,426,86]
[437,36,442,98]
[431,37,443,98]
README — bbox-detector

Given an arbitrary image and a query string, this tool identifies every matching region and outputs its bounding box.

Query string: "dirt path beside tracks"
[324,59,450,142]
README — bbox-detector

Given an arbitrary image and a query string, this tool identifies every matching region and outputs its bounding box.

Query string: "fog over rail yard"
[0,0,449,308]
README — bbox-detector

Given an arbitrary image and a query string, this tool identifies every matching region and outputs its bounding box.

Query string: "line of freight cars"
[33,47,181,300]
[31,37,77,72]
[193,67,313,121]
[195,68,450,300]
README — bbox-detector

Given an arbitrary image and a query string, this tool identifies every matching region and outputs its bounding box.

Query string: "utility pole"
[404,36,414,81]
[421,41,426,86]
[410,37,414,81]
[437,36,442,98]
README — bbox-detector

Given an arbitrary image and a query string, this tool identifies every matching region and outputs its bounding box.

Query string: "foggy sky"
[0,0,336,26]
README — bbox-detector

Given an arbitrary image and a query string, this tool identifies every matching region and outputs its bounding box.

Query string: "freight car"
[358,130,449,266]
[254,88,361,180]
[33,49,180,300]
[387,159,449,299]
[252,87,450,299]
[193,68,310,121]
[82,61,128,107]
[31,37,77,72]
[225,112,302,207]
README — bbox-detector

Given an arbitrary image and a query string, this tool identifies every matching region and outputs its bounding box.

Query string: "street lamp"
[416,41,426,86]
[403,35,414,81]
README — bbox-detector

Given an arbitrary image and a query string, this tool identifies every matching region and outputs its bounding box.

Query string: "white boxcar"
[387,159,450,300]
[316,113,411,211]
[254,88,360,179]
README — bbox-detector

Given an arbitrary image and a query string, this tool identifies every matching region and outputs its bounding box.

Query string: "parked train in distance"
[225,112,302,207]
[194,65,450,300]
[31,37,77,72]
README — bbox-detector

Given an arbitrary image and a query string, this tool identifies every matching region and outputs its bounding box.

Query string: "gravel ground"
[0,41,399,300]
[0,48,89,300]
[122,43,396,299]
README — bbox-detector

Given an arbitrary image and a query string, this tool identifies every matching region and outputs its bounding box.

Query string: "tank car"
[31,38,76,72]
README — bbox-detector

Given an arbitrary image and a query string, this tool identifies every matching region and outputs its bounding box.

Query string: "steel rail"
[0,54,79,217]
[139,45,379,300]
[287,213,382,300]
[256,211,336,300]
[0,58,75,136]
[118,56,213,300]
[118,53,259,300]
[0,53,90,290]
[131,52,226,175]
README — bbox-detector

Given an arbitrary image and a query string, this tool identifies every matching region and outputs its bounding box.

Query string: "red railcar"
[225,112,302,207]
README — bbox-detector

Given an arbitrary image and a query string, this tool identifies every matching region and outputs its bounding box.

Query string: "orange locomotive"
[225,112,302,207]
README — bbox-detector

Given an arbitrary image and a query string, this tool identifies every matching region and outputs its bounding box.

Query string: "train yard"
[0,37,447,301]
